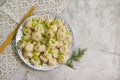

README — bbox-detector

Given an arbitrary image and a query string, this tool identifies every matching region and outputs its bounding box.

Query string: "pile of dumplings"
[18,17,72,67]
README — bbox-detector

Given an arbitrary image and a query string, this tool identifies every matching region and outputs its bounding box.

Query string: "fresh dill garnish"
[65,48,87,69]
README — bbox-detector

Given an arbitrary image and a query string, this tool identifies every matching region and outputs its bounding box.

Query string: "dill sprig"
[65,48,87,69]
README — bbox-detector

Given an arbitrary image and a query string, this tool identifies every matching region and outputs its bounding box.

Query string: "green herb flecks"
[42,23,47,29]
[51,20,55,25]
[33,51,39,61]
[40,61,45,67]
[46,24,50,29]
[48,48,52,53]
[32,18,40,27]
[18,40,24,45]
[66,30,70,35]
[49,39,56,44]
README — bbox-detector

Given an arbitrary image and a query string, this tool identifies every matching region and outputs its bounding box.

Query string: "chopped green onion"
[48,48,52,53]
[38,20,41,25]
[42,23,47,29]
[66,30,70,35]
[18,40,24,45]
[32,22,37,27]
[40,61,45,67]
[33,18,37,22]
[25,30,29,33]
[23,29,30,35]
[42,22,50,29]
[58,54,64,59]
[33,51,38,61]
[49,39,56,44]
[46,24,50,29]
[51,20,55,25]
[32,18,40,27]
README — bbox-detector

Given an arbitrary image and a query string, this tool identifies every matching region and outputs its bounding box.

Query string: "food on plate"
[18,17,72,67]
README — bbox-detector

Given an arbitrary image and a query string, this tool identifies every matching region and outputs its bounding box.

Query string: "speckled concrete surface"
[1,0,120,80]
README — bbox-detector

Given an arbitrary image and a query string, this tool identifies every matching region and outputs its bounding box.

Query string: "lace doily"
[0,10,21,80]
[0,0,71,22]
[0,0,71,80]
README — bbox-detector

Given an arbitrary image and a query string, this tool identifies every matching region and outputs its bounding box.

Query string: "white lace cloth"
[0,0,71,80]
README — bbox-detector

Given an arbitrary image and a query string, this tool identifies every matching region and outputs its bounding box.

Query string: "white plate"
[15,13,74,71]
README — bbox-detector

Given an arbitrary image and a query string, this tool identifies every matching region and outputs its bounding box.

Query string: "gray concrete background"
[0,0,120,80]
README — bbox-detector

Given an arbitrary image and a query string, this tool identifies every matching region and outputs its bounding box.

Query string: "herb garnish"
[65,48,87,69]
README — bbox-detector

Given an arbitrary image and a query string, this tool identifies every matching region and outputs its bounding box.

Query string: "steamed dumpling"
[44,53,52,60]
[34,24,45,33]
[48,58,57,66]
[23,51,33,59]
[57,32,65,40]
[54,19,63,28]
[32,32,42,41]
[22,28,31,35]
[52,49,59,58]
[34,44,46,52]
[47,29,54,38]
[24,42,34,52]
[23,34,31,41]
[18,40,26,50]
[59,45,69,54]
[40,55,48,62]
[56,41,63,48]
[63,35,72,44]
[45,18,53,25]
[49,24,57,32]
[30,58,40,65]
[58,54,68,63]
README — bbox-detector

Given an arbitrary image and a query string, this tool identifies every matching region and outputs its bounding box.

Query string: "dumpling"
[57,25,66,33]
[44,53,52,60]
[34,44,46,52]
[23,51,33,59]
[54,19,63,28]
[52,49,59,58]
[25,19,32,28]
[45,18,53,25]
[49,24,57,32]
[48,58,57,66]
[40,55,48,62]
[24,42,34,52]
[30,58,40,65]
[18,40,26,50]
[39,18,45,23]
[34,24,45,33]
[32,32,42,41]
[56,41,63,48]
[59,45,69,54]
[22,28,31,35]
[63,35,72,44]
[47,29,54,38]
[58,54,68,63]
[23,34,31,41]
[57,32,65,41]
